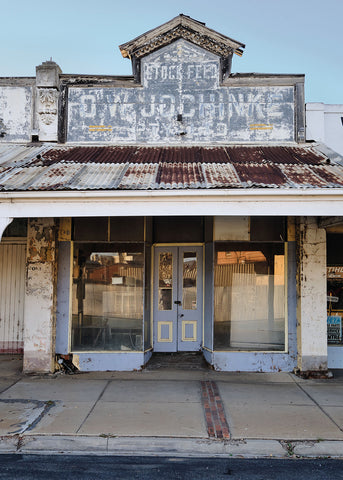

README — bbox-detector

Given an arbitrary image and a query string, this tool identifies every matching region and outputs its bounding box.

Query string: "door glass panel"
[158,252,173,311]
[183,251,197,310]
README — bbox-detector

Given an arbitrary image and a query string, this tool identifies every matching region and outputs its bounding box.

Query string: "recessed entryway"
[153,246,203,352]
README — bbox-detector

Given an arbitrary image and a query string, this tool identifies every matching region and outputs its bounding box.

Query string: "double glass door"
[153,246,203,352]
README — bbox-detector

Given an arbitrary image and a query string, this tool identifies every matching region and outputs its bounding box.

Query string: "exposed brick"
[200,380,230,440]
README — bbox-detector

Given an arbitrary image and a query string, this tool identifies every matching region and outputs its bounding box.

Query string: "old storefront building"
[1,15,343,373]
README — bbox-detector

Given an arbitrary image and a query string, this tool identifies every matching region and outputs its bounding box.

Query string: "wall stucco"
[296,216,327,371]
[23,218,57,373]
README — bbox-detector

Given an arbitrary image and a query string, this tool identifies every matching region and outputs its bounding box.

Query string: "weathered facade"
[1,15,343,373]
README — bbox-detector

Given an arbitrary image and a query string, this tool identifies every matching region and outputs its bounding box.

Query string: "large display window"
[214,242,286,351]
[71,243,144,352]
[327,234,343,345]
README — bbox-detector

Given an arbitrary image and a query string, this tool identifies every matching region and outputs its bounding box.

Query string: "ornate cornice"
[133,26,235,59]
[38,88,58,126]
[119,15,245,61]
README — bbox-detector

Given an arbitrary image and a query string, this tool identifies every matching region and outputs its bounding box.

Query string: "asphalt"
[2,355,343,458]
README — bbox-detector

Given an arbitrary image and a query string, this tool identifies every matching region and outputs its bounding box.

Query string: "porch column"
[296,216,327,372]
[23,218,57,373]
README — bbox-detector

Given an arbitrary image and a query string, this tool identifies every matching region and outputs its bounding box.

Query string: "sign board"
[327,316,342,344]
[327,266,343,279]
[67,40,295,145]
[112,277,123,285]
[327,296,339,303]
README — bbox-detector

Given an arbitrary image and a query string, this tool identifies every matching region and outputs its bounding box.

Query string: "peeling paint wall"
[67,40,295,144]
[296,217,327,371]
[23,218,57,373]
[36,88,59,141]
[212,351,295,372]
[0,86,33,142]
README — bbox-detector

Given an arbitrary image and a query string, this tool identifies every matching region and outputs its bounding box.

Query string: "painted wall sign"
[328,266,343,279]
[67,39,295,144]
[0,87,33,142]
[327,315,342,344]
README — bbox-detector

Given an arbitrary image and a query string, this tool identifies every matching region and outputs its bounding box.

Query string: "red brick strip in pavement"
[200,380,230,439]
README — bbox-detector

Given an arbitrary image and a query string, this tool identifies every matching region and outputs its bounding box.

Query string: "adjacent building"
[306,103,343,157]
[1,15,343,373]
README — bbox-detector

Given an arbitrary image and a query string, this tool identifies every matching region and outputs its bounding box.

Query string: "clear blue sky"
[1,0,342,104]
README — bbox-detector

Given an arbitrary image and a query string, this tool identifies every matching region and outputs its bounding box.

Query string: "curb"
[2,435,343,458]
[0,435,286,457]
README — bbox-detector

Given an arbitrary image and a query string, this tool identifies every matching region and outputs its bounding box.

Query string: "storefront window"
[327,234,343,345]
[214,243,285,351]
[71,243,144,351]
[327,268,343,344]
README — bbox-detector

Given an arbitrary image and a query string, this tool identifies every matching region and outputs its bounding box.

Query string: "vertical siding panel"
[3,245,10,350]
[9,245,15,352]
[11,245,18,352]
[0,243,25,353]
[0,246,4,345]
[18,244,25,347]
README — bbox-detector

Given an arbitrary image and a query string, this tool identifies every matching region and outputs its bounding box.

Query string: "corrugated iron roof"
[0,144,342,191]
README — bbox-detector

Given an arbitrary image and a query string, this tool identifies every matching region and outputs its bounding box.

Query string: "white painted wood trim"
[1,190,343,217]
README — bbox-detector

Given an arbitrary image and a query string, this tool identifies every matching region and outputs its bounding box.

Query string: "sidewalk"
[1,355,343,458]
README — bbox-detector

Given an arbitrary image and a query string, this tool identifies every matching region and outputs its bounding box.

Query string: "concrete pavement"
[2,355,343,457]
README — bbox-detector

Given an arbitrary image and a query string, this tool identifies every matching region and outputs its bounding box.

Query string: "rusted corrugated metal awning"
[0,144,343,191]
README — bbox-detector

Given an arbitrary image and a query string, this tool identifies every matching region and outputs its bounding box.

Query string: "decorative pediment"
[119,14,245,60]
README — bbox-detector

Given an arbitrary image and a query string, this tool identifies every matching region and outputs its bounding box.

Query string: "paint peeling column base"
[23,218,57,373]
[296,216,328,373]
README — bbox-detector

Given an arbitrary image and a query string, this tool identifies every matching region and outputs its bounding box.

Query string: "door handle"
[174,300,181,305]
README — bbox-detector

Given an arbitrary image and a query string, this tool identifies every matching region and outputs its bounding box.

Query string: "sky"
[1,0,343,104]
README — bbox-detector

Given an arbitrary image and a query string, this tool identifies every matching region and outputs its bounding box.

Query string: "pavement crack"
[0,377,22,395]
[76,380,110,434]
[16,435,24,451]
[280,440,295,456]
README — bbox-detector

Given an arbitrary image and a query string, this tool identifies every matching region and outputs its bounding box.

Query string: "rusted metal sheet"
[0,145,47,172]
[312,165,343,187]
[119,163,158,189]
[279,164,329,188]
[202,163,241,188]
[43,146,138,165]
[226,146,265,164]
[156,162,205,189]
[0,144,343,191]
[234,162,287,187]
[0,166,46,190]
[70,163,128,190]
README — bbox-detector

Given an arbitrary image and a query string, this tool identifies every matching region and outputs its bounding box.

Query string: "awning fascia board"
[1,189,343,218]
